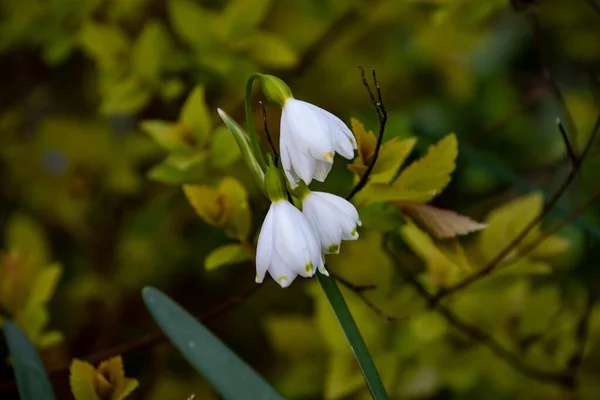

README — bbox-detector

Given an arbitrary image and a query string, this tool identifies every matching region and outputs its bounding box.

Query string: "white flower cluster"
[256,97,361,288]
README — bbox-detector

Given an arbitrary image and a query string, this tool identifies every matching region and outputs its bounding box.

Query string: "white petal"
[313,160,333,182]
[268,247,298,288]
[302,192,361,252]
[282,99,334,159]
[274,201,319,277]
[255,204,276,283]
[317,107,357,156]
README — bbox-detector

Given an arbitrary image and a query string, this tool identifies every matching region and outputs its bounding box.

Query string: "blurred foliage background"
[1,0,600,398]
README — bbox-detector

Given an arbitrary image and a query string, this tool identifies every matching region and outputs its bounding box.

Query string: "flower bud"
[260,74,293,107]
[265,159,287,202]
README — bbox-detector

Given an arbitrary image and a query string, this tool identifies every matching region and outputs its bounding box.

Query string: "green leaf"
[220,0,273,39]
[211,126,241,168]
[315,273,389,400]
[179,86,211,146]
[2,320,56,400]
[205,244,252,271]
[168,0,215,49]
[79,21,130,70]
[239,32,297,68]
[142,287,285,400]
[147,154,207,184]
[361,133,458,203]
[131,21,169,82]
[100,77,152,115]
[5,213,49,267]
[139,120,194,155]
[357,203,405,232]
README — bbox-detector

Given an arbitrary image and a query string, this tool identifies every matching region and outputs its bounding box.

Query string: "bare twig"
[556,118,578,166]
[566,286,594,379]
[384,234,574,388]
[528,10,578,141]
[346,67,388,201]
[332,273,376,292]
[334,274,407,323]
[432,111,600,304]
[259,100,278,165]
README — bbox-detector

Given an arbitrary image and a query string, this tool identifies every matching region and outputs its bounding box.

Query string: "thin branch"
[556,118,578,166]
[528,10,578,141]
[566,286,594,379]
[583,0,600,17]
[334,274,407,323]
[259,100,278,165]
[346,67,388,201]
[384,235,574,388]
[332,273,376,292]
[432,111,600,304]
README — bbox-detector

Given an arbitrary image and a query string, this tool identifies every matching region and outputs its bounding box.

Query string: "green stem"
[245,74,267,171]
[317,272,389,399]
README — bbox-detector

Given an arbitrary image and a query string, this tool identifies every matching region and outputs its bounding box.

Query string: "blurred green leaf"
[238,32,297,68]
[179,86,212,146]
[131,21,170,82]
[5,213,49,267]
[101,77,152,115]
[211,126,241,168]
[220,0,273,39]
[142,287,285,400]
[205,243,252,271]
[168,0,215,49]
[2,320,56,400]
[79,21,130,70]
[139,120,194,155]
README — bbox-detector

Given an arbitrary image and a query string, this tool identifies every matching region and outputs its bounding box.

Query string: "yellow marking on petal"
[255,273,259,280]
[351,227,358,237]
[305,261,314,273]
[278,276,288,283]
[349,137,355,145]
[324,152,334,161]
[327,244,339,253]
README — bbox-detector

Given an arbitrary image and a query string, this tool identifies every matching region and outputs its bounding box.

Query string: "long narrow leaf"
[317,272,389,399]
[2,320,56,400]
[142,287,285,400]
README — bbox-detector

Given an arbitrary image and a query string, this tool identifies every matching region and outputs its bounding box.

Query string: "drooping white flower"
[301,191,361,254]
[280,99,357,188]
[256,200,326,288]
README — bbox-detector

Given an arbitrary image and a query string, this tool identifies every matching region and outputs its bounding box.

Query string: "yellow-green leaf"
[263,315,323,359]
[5,213,49,267]
[362,133,458,203]
[70,359,99,400]
[351,118,377,166]
[182,184,223,226]
[131,21,169,82]
[179,86,211,146]
[139,120,194,155]
[79,21,130,70]
[477,192,568,264]
[205,244,252,271]
[368,137,417,184]
[403,203,487,239]
[239,32,297,68]
[100,77,152,115]
[400,219,464,286]
[168,0,216,49]
[211,126,241,168]
[219,0,273,39]
[393,133,457,201]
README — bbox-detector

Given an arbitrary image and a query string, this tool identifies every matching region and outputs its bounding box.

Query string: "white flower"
[301,192,361,254]
[256,200,326,288]
[280,99,357,188]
